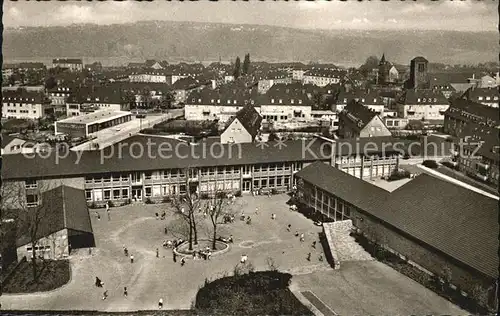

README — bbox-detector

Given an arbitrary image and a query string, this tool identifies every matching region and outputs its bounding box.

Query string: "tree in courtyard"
[312,91,323,110]
[160,91,175,110]
[242,53,251,76]
[440,265,453,291]
[233,57,241,79]
[171,170,201,250]
[205,191,231,250]
[123,90,137,111]
[470,284,491,311]
[268,131,279,142]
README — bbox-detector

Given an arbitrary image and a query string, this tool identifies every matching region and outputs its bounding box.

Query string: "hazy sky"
[4,1,497,32]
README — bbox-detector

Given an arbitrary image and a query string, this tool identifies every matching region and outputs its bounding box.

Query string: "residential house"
[2,89,53,119]
[336,89,387,114]
[1,134,27,155]
[396,88,450,123]
[259,84,312,121]
[303,68,344,87]
[172,77,202,105]
[295,161,498,310]
[338,100,391,138]
[221,105,262,144]
[443,98,500,137]
[52,59,84,72]
[47,86,73,115]
[65,87,128,116]
[461,87,499,108]
[145,60,163,70]
[129,71,169,83]
[257,71,293,94]
[15,185,95,260]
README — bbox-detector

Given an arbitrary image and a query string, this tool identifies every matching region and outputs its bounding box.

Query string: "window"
[122,188,129,199]
[417,98,421,102]
[291,99,294,104]
[145,172,152,179]
[145,187,152,197]
[25,179,37,188]
[269,178,275,186]
[104,190,111,200]
[486,96,491,101]
[478,96,483,101]
[26,194,38,206]
[271,99,275,103]
[179,184,187,194]
[113,189,121,199]
[298,99,302,104]
[418,64,425,72]
[217,167,224,175]
[253,179,259,188]
[277,177,283,186]
[261,179,268,187]
[85,190,92,201]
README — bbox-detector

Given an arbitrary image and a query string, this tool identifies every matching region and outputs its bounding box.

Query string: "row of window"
[477,96,498,101]
[253,176,290,189]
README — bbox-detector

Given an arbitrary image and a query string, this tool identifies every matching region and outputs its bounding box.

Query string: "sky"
[3,1,497,32]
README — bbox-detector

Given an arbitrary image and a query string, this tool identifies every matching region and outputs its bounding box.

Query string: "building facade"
[2,89,52,119]
[52,59,83,72]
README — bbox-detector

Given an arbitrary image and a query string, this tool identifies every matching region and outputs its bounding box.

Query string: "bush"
[195,271,311,316]
[422,160,439,169]
[235,190,242,197]
[145,197,154,204]
[200,193,210,200]
[442,161,459,170]
[108,200,115,207]
[271,188,279,195]
[388,170,411,181]
[162,196,172,203]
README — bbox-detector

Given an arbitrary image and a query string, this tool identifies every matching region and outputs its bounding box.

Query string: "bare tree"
[206,191,229,250]
[2,180,55,281]
[171,170,200,250]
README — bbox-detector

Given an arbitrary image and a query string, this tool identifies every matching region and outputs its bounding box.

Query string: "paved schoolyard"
[0,194,465,314]
[0,194,329,311]
[291,260,466,315]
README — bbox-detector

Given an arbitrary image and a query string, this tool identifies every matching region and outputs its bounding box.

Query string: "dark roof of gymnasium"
[295,161,390,212]
[16,185,93,247]
[2,135,404,180]
[232,105,262,139]
[296,162,499,279]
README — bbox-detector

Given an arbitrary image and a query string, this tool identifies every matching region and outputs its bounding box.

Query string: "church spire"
[380,53,386,64]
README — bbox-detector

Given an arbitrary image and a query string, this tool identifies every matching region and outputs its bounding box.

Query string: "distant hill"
[3,21,496,66]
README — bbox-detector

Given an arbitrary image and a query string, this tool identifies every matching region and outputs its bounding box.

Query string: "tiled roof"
[231,105,262,139]
[461,87,499,104]
[337,90,386,105]
[444,98,500,126]
[16,185,93,247]
[340,100,378,130]
[296,162,499,279]
[66,86,126,104]
[429,72,476,86]
[2,136,403,180]
[172,77,200,90]
[397,88,449,105]
[1,89,50,104]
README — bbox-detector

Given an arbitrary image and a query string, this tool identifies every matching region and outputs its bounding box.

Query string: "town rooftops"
[53,58,83,64]
[461,87,499,102]
[304,68,344,78]
[57,110,131,126]
[296,161,499,279]
[15,185,93,247]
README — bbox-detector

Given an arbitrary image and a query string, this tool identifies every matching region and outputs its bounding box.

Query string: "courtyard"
[0,194,464,314]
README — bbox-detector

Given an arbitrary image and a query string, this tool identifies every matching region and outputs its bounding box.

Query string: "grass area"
[2,259,71,293]
[351,232,492,315]
[195,271,313,316]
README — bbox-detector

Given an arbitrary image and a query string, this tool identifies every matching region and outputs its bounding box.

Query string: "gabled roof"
[445,98,500,126]
[296,162,499,279]
[172,77,200,90]
[230,105,262,139]
[16,185,93,247]
[340,100,379,130]
[397,88,449,105]
[461,87,499,102]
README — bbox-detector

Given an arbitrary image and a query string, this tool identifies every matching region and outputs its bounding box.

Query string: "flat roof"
[56,111,132,126]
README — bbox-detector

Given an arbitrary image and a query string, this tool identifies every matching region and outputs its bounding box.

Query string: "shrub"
[271,188,279,195]
[442,161,459,170]
[162,196,172,203]
[89,202,97,209]
[235,190,242,197]
[108,200,115,207]
[388,170,411,181]
[422,160,439,169]
[200,193,210,200]
[145,197,154,204]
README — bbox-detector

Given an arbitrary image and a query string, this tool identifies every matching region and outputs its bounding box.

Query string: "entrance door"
[242,179,251,192]
[132,188,142,201]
